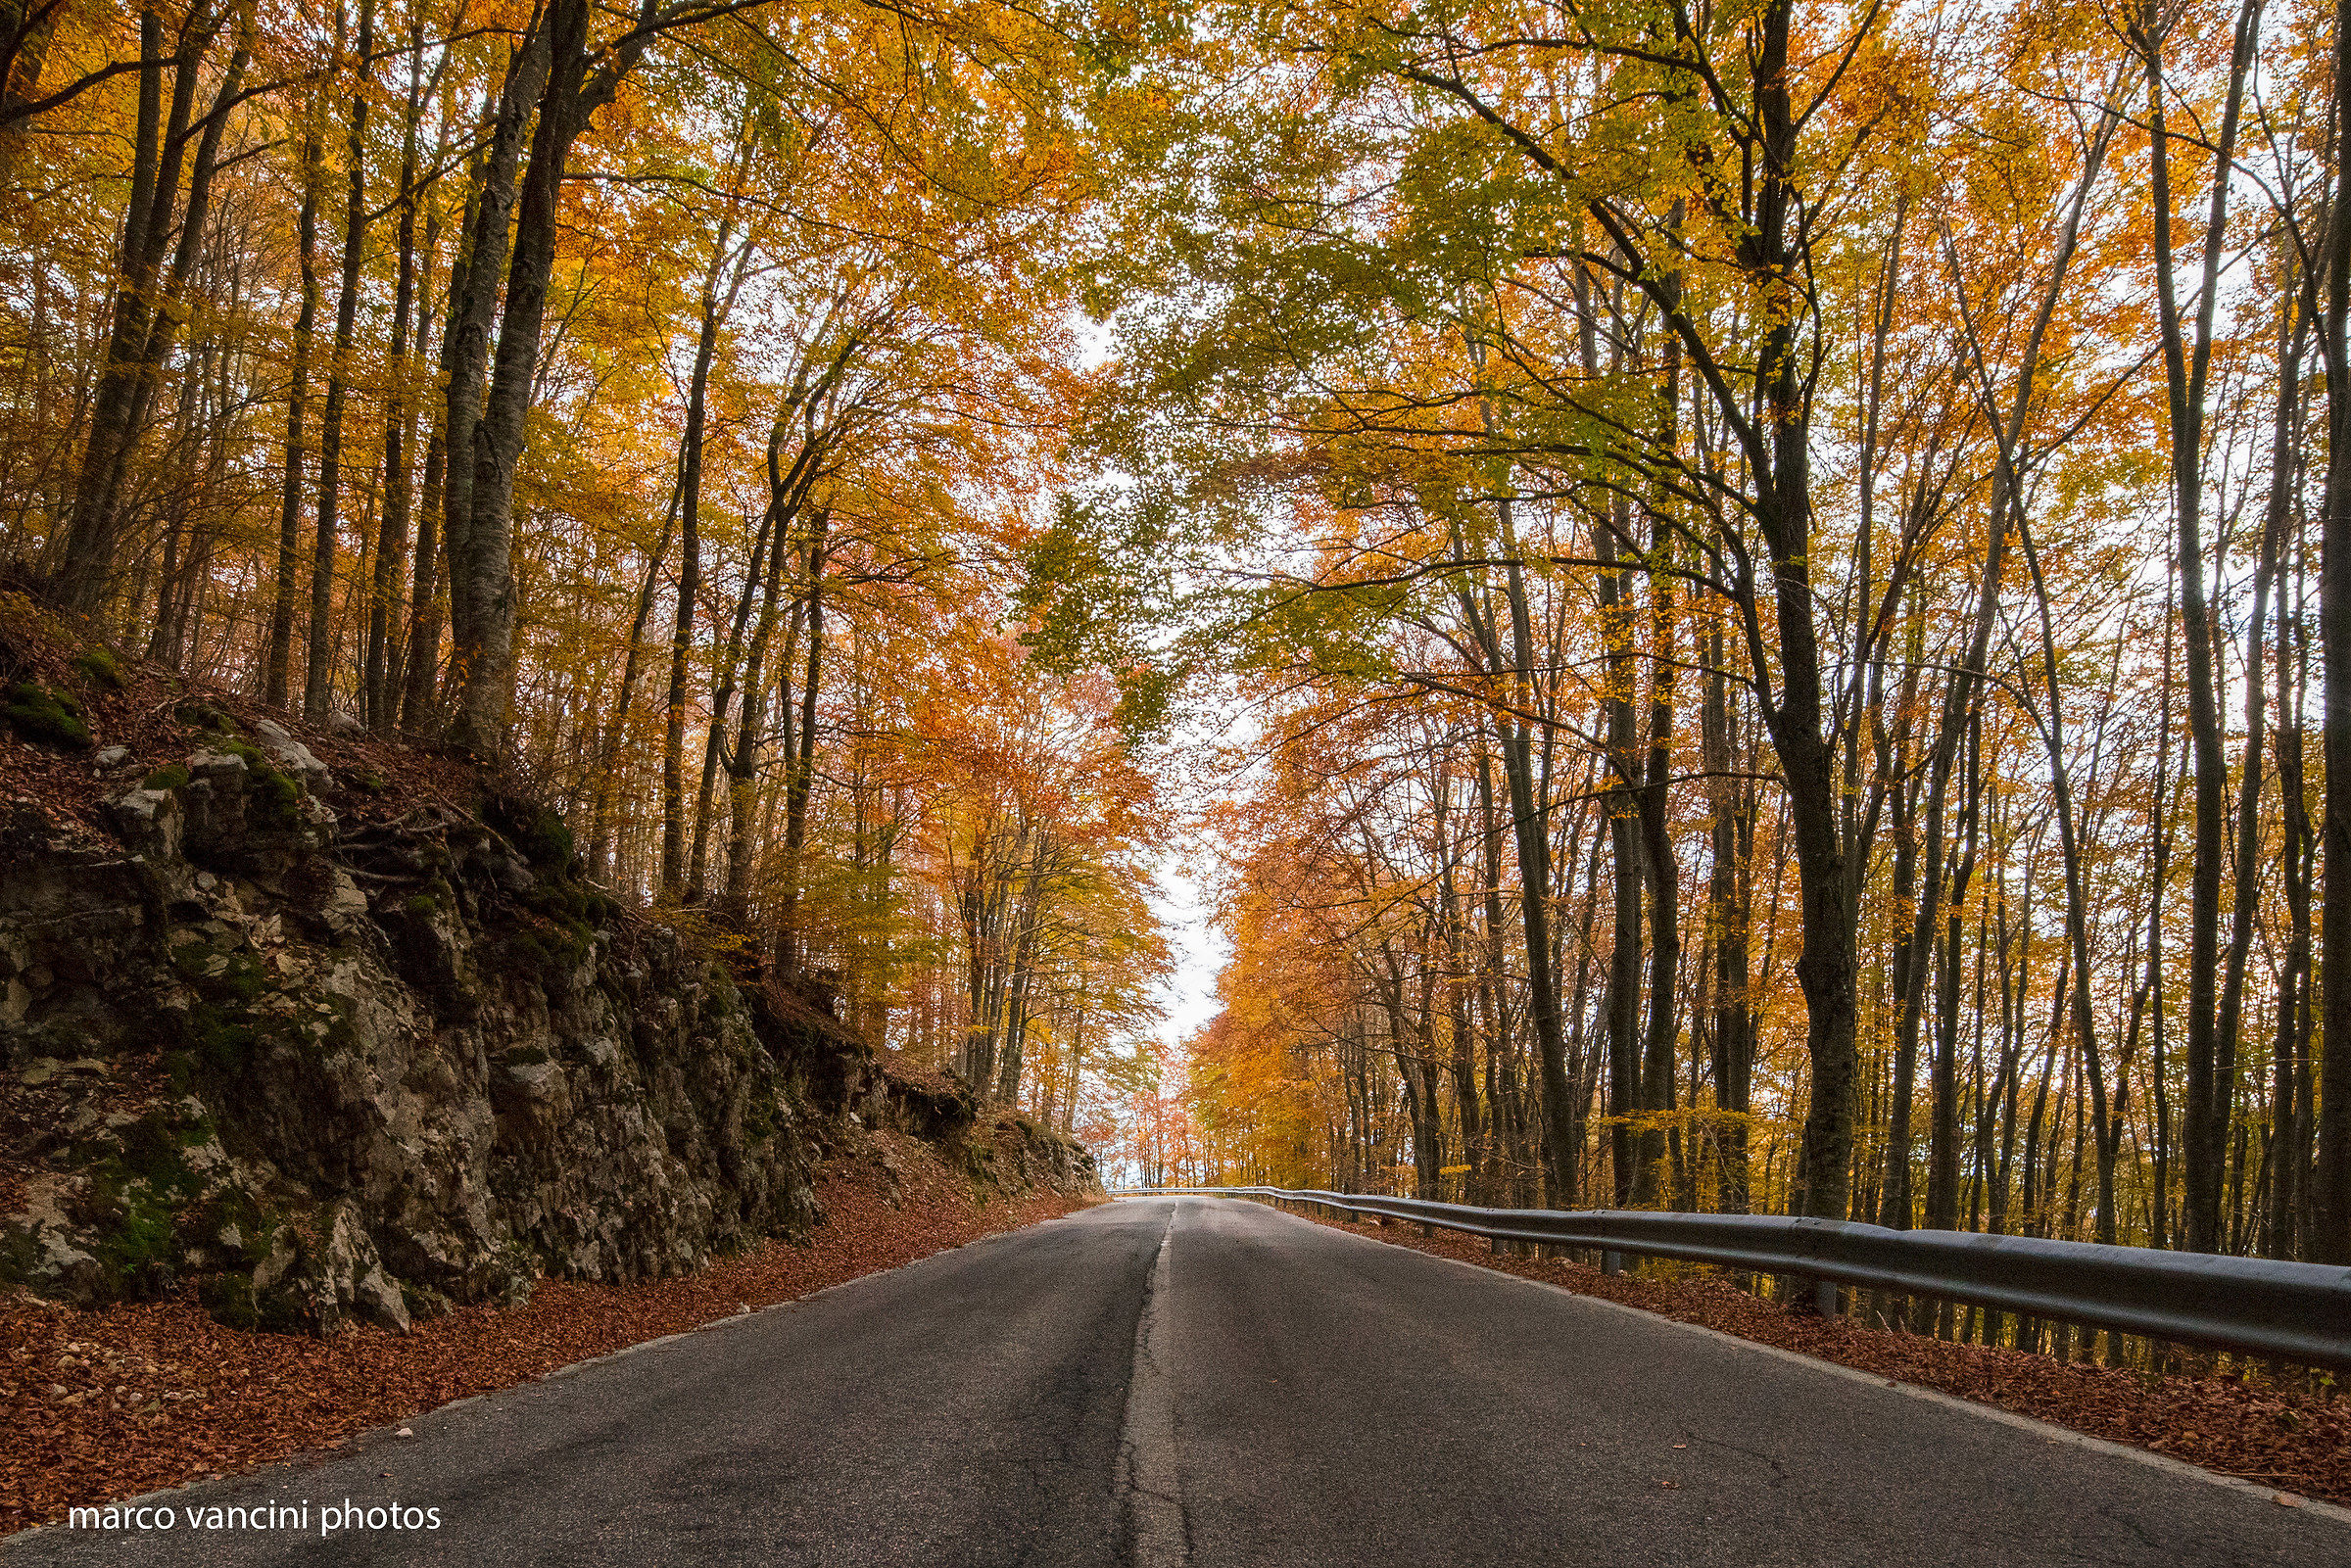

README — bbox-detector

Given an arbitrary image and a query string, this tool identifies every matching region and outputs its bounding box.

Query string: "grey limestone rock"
[249,718,332,794]
[2,750,827,1334]
[1,723,1096,1338]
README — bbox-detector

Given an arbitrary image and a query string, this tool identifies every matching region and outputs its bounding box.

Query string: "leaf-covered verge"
[2,1146,1100,1535]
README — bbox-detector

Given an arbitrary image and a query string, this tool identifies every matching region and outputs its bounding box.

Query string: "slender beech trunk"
[435,22,549,716]
[1926,709,1983,1235]
[586,493,677,881]
[1632,530,1680,1208]
[2316,0,2351,1267]
[1599,510,1645,1206]
[722,526,791,922]
[1631,254,1683,1210]
[2149,618,2179,1248]
[2274,551,2315,1255]
[1473,745,1518,1202]
[451,0,661,751]
[1436,780,1485,1202]
[660,215,740,895]
[776,511,829,972]
[367,25,421,733]
[264,118,321,708]
[305,0,371,724]
[1704,623,1754,1212]
[2230,296,2299,1253]
[53,4,244,615]
[688,508,774,901]
[2140,0,2259,1253]
[1460,539,1576,1208]
[400,413,445,725]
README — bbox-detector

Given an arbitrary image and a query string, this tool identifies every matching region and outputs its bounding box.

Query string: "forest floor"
[0,1138,1100,1534]
[1296,1209,2351,1509]
[0,593,486,850]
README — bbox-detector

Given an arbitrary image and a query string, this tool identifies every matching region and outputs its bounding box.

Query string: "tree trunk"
[688,509,774,902]
[2139,0,2257,1255]
[52,5,245,618]
[2316,0,2351,1267]
[1633,533,1680,1209]
[366,20,421,733]
[776,511,828,972]
[1704,625,1754,1213]
[264,117,322,708]
[659,217,738,895]
[305,0,372,725]
[450,0,660,751]
[435,25,548,718]
[586,493,676,882]
[1489,557,1576,1209]
[722,529,791,923]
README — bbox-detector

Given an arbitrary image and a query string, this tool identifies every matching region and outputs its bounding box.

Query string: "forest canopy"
[4,0,2351,1297]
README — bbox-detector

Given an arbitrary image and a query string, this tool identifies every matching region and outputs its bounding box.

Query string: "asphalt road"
[6,1195,2346,1566]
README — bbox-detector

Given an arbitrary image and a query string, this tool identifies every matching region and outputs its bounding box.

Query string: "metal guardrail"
[1119,1186,2351,1371]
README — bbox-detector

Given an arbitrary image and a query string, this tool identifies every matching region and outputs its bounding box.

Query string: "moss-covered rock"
[71,645,123,689]
[219,739,303,829]
[4,682,90,748]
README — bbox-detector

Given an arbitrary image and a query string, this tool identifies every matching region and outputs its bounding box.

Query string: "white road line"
[1119,1205,1189,1567]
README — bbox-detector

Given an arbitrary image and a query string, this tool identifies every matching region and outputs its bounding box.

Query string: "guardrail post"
[1779,1273,1837,1317]
[1602,1250,1623,1276]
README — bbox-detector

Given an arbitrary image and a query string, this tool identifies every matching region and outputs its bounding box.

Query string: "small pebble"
[395,1427,415,1440]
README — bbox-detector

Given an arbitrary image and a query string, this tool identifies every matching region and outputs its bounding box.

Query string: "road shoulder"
[1261,1200,2351,1515]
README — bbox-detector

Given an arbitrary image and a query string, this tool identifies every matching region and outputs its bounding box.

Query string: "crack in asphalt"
[1118,1206,1189,1568]
[1684,1431,1791,1486]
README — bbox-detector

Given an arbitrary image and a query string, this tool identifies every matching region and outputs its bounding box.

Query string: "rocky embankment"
[0,644,1095,1339]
